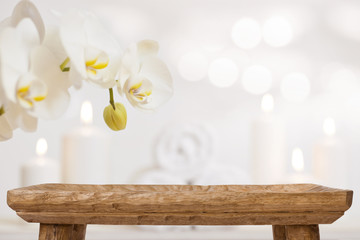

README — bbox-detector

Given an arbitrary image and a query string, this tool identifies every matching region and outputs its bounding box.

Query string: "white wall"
[1,0,360,229]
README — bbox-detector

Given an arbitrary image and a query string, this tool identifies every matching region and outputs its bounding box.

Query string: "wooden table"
[7,184,353,240]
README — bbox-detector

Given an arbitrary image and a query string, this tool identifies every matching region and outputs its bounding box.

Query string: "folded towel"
[194,163,252,185]
[134,169,186,184]
[155,124,214,180]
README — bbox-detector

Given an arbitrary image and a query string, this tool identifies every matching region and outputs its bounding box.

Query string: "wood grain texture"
[18,211,343,225]
[286,225,320,240]
[7,184,353,226]
[39,224,73,240]
[72,225,86,240]
[7,184,353,214]
[273,225,286,240]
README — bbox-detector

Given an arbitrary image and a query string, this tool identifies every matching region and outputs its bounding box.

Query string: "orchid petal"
[0,28,28,101]
[83,12,121,56]
[60,10,121,88]
[18,108,37,131]
[0,115,13,141]
[11,0,45,42]
[133,57,173,111]
[0,17,11,31]
[117,43,139,90]
[69,65,83,89]
[30,46,70,119]
[42,27,69,65]
[137,40,159,57]
[60,10,87,77]
[16,75,47,109]
[0,18,40,102]
[5,103,37,132]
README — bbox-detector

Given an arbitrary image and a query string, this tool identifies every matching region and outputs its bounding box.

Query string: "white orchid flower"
[0,0,45,139]
[117,40,173,112]
[0,104,13,141]
[0,0,45,41]
[59,10,121,89]
[0,101,37,137]
[0,18,70,120]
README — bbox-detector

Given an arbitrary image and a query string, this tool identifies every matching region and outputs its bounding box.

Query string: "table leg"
[273,225,286,240]
[38,224,87,240]
[72,224,87,240]
[285,225,320,240]
[39,224,73,240]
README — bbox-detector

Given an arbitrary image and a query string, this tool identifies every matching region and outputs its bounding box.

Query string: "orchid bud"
[103,102,127,131]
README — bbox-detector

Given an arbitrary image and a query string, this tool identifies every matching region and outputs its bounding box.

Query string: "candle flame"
[323,117,336,136]
[81,101,93,124]
[36,138,48,156]
[261,94,274,113]
[291,147,304,172]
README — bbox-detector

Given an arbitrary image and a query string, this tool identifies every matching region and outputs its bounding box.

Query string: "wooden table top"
[7,184,353,226]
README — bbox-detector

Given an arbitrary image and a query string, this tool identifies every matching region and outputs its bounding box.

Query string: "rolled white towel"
[194,163,252,185]
[155,124,214,180]
[134,169,187,184]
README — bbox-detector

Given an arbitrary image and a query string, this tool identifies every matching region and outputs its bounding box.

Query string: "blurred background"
[1,0,360,238]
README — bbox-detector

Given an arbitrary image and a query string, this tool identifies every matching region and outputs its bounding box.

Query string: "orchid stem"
[0,105,4,116]
[60,57,70,72]
[109,88,115,110]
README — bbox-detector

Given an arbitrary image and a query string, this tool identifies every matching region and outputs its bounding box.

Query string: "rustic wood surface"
[7,184,353,226]
[17,211,344,225]
[7,184,352,213]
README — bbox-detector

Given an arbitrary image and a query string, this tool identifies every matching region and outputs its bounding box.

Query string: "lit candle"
[62,101,111,184]
[288,147,315,183]
[21,138,60,186]
[251,94,286,184]
[288,147,309,183]
[313,118,347,187]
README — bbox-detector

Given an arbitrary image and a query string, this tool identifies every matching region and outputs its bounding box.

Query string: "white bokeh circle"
[178,51,208,82]
[242,65,272,95]
[208,58,239,88]
[232,18,262,49]
[263,16,293,47]
[281,72,310,102]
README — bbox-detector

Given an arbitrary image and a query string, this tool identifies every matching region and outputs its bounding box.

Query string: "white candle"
[21,138,60,186]
[251,94,286,184]
[62,101,111,184]
[288,147,314,183]
[313,117,347,187]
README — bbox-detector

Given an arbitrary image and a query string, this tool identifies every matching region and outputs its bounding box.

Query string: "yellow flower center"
[16,77,47,109]
[129,80,152,103]
[84,47,109,77]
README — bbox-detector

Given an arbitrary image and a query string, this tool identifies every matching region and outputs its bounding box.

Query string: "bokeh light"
[327,68,360,95]
[263,16,293,47]
[178,51,208,82]
[323,117,336,136]
[36,138,48,156]
[291,148,304,172]
[261,94,274,113]
[208,58,239,88]
[232,18,262,49]
[327,3,360,41]
[242,65,272,95]
[281,72,310,102]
